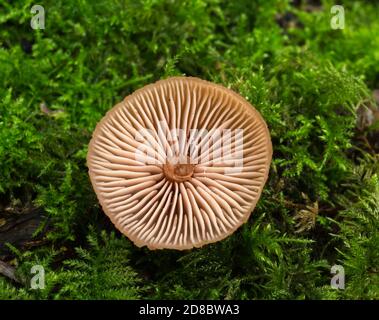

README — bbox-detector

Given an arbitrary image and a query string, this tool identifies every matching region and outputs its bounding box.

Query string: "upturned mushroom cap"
[87,77,272,250]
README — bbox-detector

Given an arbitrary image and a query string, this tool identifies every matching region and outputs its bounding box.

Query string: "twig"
[0,260,21,283]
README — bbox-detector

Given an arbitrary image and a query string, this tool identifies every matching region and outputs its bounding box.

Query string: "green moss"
[0,0,378,299]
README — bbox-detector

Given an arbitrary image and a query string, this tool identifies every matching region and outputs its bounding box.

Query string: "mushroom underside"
[87,77,272,250]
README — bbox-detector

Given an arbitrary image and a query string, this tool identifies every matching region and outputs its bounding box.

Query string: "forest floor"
[0,0,378,299]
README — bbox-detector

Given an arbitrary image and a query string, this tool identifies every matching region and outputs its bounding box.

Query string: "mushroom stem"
[163,156,195,182]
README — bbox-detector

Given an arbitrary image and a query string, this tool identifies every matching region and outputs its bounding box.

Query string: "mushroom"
[87,77,272,250]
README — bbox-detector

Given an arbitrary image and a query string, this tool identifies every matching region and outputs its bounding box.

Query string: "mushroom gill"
[87,77,272,250]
